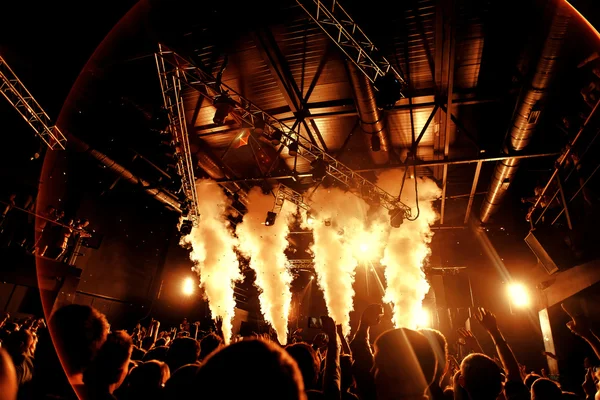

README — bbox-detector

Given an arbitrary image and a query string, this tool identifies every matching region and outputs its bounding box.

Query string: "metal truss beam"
[272,184,311,215]
[215,152,558,183]
[295,0,405,89]
[155,52,199,225]
[156,44,411,216]
[0,56,67,150]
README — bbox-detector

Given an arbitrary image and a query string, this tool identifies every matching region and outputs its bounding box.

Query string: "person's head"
[531,378,562,400]
[164,364,201,399]
[127,360,170,399]
[5,329,35,359]
[524,373,542,390]
[83,330,133,393]
[141,336,155,351]
[130,346,146,361]
[460,353,505,400]
[154,338,167,347]
[285,343,320,389]
[167,337,200,372]
[199,332,222,361]
[196,338,306,400]
[373,328,437,400]
[143,345,169,362]
[49,304,109,377]
[0,348,17,400]
[419,328,448,384]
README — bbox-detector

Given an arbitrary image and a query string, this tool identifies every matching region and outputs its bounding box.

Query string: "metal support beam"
[156,44,411,215]
[464,161,483,224]
[0,55,67,149]
[295,0,405,88]
[555,174,572,230]
[155,50,200,225]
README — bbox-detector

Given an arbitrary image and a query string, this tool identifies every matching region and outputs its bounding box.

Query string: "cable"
[405,160,420,221]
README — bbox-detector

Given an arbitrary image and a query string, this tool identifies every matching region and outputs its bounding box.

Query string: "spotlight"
[270,129,283,145]
[213,95,235,125]
[416,308,431,328]
[359,243,369,253]
[265,211,277,226]
[389,208,405,228]
[306,212,314,226]
[288,141,299,156]
[310,157,327,182]
[182,277,195,296]
[508,283,530,308]
[374,73,403,110]
[310,275,314,281]
[253,116,265,134]
[179,219,193,235]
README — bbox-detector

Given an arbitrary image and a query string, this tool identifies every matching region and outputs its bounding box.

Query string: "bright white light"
[310,275,314,280]
[415,307,431,328]
[508,283,530,308]
[182,277,195,296]
[307,217,314,225]
[359,243,369,253]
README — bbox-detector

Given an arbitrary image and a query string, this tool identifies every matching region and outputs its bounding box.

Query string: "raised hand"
[476,308,498,333]
[582,368,596,398]
[321,316,337,338]
[360,304,384,327]
[457,328,482,353]
[215,316,223,331]
[562,303,591,338]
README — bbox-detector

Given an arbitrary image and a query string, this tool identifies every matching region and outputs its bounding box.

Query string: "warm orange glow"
[565,1,600,39]
[415,307,431,328]
[508,283,530,308]
[182,277,195,296]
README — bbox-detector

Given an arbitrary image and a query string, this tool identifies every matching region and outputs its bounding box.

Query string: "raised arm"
[477,308,521,382]
[322,316,341,400]
[336,324,351,356]
[562,303,600,360]
[350,304,383,400]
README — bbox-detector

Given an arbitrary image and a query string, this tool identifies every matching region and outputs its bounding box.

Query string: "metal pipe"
[66,134,181,212]
[346,62,391,165]
[480,2,571,223]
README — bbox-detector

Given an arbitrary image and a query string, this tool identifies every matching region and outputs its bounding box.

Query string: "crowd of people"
[0,302,597,400]
[0,192,91,263]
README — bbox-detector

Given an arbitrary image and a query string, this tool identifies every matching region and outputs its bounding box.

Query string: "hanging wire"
[405,157,420,221]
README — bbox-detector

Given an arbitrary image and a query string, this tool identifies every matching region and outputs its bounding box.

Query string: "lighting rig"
[155,52,200,231]
[155,45,412,225]
[0,55,67,150]
[295,0,406,109]
[265,184,311,226]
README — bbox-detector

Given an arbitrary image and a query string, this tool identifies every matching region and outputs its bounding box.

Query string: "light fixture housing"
[288,142,299,156]
[270,129,283,145]
[179,219,193,235]
[265,211,277,226]
[213,95,235,125]
[371,134,381,152]
[389,208,405,228]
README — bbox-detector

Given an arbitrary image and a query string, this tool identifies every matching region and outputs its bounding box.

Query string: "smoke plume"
[308,187,387,334]
[180,179,241,344]
[377,170,441,328]
[236,187,294,344]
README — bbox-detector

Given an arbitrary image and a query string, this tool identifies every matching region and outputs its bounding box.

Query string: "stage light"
[508,283,530,308]
[213,95,235,125]
[179,220,193,235]
[182,277,195,296]
[265,211,277,226]
[359,243,369,253]
[416,307,431,328]
[270,129,283,145]
[371,134,381,152]
[310,275,314,280]
[374,73,403,110]
[310,157,328,182]
[253,116,265,134]
[288,141,299,156]
[389,208,405,228]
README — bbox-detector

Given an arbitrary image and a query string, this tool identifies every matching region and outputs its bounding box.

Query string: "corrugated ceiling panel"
[387,107,439,147]
[312,116,358,151]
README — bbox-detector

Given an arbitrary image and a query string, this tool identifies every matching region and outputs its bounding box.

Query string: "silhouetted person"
[166,337,199,373]
[199,332,222,361]
[286,343,320,390]
[195,338,306,400]
[125,360,170,400]
[459,354,505,400]
[0,347,17,400]
[531,378,562,400]
[82,330,133,400]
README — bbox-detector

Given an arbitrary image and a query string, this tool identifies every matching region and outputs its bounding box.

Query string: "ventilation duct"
[480,2,571,223]
[347,62,392,165]
[66,134,181,212]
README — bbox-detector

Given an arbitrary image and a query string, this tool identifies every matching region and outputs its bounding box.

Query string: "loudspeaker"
[525,228,578,275]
